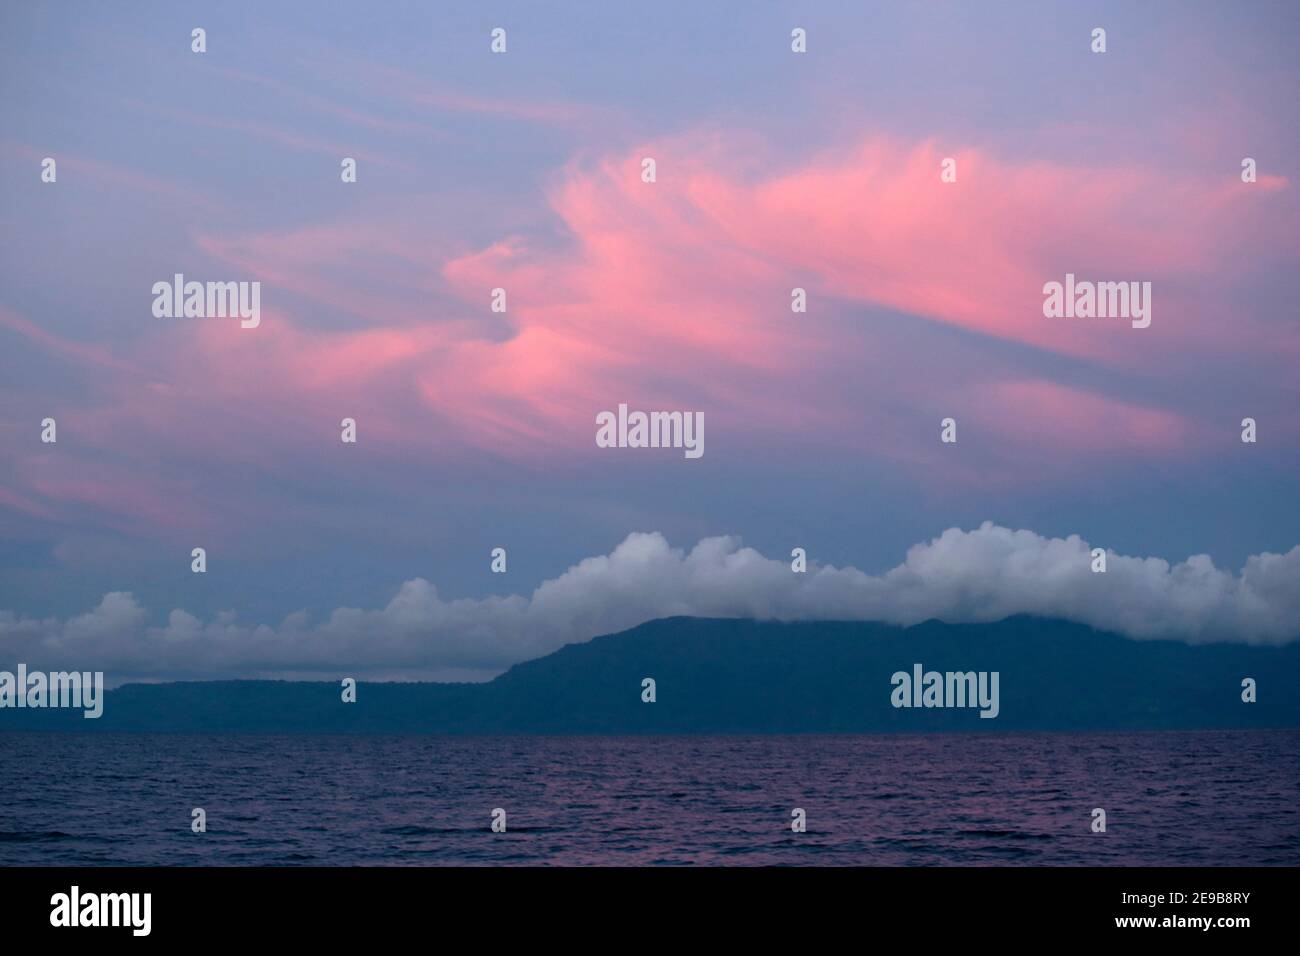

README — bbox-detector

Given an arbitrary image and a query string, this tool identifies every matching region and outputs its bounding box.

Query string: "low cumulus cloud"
[3,522,1298,683]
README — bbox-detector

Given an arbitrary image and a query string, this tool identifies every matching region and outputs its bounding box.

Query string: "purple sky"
[2,1,1298,680]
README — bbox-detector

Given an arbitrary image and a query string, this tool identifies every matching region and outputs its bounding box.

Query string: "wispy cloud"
[0,142,226,214]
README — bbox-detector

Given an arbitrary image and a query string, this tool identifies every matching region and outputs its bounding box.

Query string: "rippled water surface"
[2,731,1296,865]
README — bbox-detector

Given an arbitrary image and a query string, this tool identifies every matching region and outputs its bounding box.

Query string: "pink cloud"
[0,304,139,375]
[8,126,1290,538]
[0,142,225,214]
[411,131,1277,457]
[969,380,1197,455]
[197,64,442,138]
[319,53,619,132]
[119,100,414,172]
[680,136,1289,363]
[17,453,222,540]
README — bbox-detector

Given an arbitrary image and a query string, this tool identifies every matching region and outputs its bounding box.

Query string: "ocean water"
[1,730,1296,866]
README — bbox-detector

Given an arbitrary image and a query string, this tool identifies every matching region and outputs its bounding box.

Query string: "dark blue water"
[1,730,1296,865]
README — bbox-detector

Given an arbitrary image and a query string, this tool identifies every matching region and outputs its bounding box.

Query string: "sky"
[1,1,1298,681]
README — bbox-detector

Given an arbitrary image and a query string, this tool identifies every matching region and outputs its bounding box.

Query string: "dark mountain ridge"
[2,616,1296,733]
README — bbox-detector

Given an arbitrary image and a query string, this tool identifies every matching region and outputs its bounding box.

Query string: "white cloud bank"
[3,522,1298,683]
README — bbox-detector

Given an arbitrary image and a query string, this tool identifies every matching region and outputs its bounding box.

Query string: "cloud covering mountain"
[3,522,1297,683]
